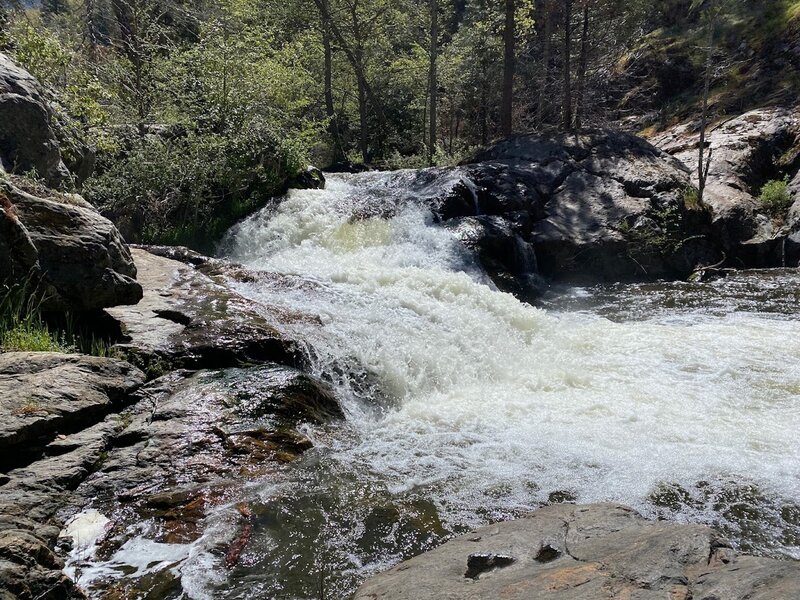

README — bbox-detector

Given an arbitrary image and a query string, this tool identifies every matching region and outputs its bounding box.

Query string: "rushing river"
[72,173,800,598]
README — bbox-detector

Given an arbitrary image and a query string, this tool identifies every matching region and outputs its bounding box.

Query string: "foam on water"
[69,173,800,598]
[221,174,800,528]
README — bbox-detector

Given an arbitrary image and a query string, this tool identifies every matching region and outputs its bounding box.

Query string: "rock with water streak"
[354,503,800,600]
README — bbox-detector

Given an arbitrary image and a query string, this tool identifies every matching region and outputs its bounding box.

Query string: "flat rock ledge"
[354,503,800,600]
[106,247,306,374]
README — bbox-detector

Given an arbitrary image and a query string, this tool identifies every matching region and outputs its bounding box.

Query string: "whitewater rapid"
[220,173,800,539]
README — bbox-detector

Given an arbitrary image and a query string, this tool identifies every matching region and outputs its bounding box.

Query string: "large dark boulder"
[0,53,69,187]
[453,130,718,286]
[0,180,143,311]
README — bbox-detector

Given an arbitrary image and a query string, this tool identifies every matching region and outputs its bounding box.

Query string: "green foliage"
[759,177,792,214]
[0,281,71,353]
[683,186,702,210]
[2,19,69,86]
[0,280,117,355]
[84,121,307,250]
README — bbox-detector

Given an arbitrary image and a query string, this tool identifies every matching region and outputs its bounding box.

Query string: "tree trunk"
[320,0,343,161]
[428,0,438,165]
[500,0,515,136]
[698,3,716,204]
[574,3,589,130]
[536,0,552,128]
[357,58,369,163]
[311,0,387,155]
[562,0,573,130]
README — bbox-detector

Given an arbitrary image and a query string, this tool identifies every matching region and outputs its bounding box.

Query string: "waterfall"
[221,173,800,520]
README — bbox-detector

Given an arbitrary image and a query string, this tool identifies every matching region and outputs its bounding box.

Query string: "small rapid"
[65,172,800,600]
[211,173,800,596]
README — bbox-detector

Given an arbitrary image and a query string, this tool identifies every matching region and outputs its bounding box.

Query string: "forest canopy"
[1,0,796,247]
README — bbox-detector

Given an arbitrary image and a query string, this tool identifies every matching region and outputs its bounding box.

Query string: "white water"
[221,174,800,537]
[66,173,800,599]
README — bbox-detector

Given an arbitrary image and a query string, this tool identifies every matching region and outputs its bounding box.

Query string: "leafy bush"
[683,186,702,210]
[84,122,306,250]
[759,177,792,214]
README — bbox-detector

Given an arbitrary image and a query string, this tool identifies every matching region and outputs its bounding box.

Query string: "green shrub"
[1,323,71,353]
[0,282,71,353]
[683,186,702,210]
[83,122,306,251]
[759,177,792,214]
[0,282,115,355]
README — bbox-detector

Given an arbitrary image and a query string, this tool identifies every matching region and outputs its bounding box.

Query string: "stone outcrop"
[652,107,800,266]
[0,245,339,599]
[0,353,144,600]
[105,248,304,373]
[0,353,145,456]
[0,179,143,311]
[0,53,69,187]
[355,503,800,600]
[351,130,718,296]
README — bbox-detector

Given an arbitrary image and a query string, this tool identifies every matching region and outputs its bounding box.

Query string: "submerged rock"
[354,503,800,600]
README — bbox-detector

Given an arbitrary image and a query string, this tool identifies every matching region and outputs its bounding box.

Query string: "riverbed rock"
[0,353,145,457]
[652,107,800,266]
[354,503,800,600]
[74,365,342,502]
[0,179,143,311]
[0,52,68,187]
[105,248,304,373]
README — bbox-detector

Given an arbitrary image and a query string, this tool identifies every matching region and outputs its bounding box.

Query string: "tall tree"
[535,0,553,128]
[428,0,438,164]
[312,0,388,162]
[320,0,343,161]
[500,0,514,136]
[562,0,573,129]
[697,0,721,203]
[574,1,590,129]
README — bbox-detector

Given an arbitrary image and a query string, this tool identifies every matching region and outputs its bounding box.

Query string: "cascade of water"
[222,173,800,522]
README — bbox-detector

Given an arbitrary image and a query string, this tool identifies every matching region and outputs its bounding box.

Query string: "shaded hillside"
[610,0,800,130]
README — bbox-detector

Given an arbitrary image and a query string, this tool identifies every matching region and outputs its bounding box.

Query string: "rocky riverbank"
[2,50,800,599]
[354,504,800,600]
[0,246,344,599]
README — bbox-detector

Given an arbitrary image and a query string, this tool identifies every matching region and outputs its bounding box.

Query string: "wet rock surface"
[0,353,145,461]
[0,354,144,600]
[0,240,339,598]
[105,248,304,373]
[354,503,800,600]
[652,107,800,266]
[0,180,143,311]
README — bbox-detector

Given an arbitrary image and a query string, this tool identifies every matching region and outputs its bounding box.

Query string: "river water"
[72,173,800,598]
